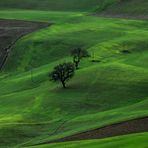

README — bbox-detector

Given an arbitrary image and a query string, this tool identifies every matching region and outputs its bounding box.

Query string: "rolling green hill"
[0,0,148,147]
[0,10,148,147]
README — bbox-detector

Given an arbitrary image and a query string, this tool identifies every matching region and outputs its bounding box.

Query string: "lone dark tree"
[71,48,89,69]
[49,62,75,88]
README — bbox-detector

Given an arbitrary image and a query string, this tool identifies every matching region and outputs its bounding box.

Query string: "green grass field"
[0,1,148,148]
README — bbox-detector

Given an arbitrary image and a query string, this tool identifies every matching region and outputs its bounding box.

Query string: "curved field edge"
[0,19,49,70]
[27,132,148,148]
[0,10,147,147]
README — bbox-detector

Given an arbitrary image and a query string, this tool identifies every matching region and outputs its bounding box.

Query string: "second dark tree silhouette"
[71,48,89,69]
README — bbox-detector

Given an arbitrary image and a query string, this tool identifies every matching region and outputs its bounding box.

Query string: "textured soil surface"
[0,19,49,70]
[95,14,148,20]
[36,117,148,145]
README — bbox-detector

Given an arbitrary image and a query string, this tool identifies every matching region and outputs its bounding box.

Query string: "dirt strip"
[95,14,148,20]
[0,19,50,70]
[35,117,148,146]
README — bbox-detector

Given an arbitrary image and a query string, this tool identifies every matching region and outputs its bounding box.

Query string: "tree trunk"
[73,57,80,69]
[75,61,79,69]
[61,80,66,88]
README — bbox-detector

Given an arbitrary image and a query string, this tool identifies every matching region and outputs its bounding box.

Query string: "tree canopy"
[49,62,75,88]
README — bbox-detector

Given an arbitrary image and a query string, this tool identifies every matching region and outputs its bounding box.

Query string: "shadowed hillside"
[0,0,102,11]
[0,0,148,19]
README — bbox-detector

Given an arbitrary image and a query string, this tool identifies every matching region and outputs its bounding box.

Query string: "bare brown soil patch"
[35,117,148,146]
[95,14,148,20]
[0,19,49,70]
